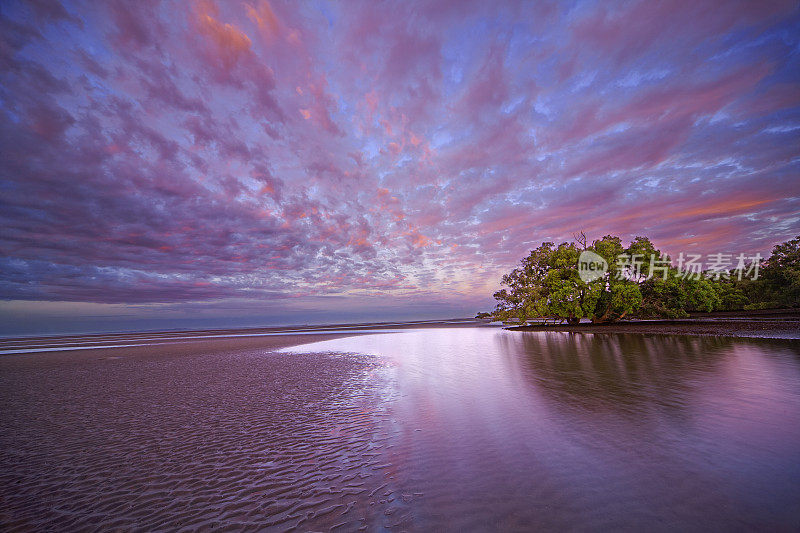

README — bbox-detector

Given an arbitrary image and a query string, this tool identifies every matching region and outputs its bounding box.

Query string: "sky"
[1,0,799,335]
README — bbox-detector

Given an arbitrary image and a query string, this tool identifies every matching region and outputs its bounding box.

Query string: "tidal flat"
[2,327,799,531]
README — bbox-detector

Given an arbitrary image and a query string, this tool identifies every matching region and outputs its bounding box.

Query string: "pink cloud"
[0,0,797,320]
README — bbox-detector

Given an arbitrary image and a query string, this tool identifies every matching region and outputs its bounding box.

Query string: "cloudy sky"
[1,0,799,333]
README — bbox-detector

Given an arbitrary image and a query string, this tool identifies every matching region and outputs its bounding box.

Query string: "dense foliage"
[485,235,800,324]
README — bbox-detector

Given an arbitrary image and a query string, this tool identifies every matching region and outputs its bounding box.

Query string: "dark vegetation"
[478,234,800,324]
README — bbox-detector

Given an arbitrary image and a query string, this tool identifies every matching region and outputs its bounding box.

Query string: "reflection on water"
[285,329,800,531]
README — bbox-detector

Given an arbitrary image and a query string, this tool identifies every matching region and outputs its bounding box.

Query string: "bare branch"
[573,231,587,249]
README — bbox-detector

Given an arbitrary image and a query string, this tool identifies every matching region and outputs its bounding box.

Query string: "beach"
[2,322,800,530]
[0,329,394,530]
[0,320,484,530]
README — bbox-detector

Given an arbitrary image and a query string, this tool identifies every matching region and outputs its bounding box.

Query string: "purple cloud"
[0,0,798,330]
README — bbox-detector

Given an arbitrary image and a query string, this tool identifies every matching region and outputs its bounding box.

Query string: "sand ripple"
[0,349,408,531]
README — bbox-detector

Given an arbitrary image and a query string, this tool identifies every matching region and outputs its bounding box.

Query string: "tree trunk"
[593,307,612,323]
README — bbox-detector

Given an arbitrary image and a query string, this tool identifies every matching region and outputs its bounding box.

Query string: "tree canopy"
[486,234,800,324]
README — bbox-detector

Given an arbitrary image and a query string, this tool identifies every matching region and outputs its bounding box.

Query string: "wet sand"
[0,332,367,362]
[0,331,401,531]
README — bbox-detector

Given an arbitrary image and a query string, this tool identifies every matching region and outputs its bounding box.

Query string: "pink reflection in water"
[287,329,800,530]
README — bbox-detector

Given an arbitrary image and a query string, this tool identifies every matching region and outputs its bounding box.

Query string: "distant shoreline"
[0,317,488,342]
[507,309,800,339]
[0,318,492,359]
[3,312,798,359]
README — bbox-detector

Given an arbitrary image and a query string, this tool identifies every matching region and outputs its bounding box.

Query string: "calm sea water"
[283,329,800,531]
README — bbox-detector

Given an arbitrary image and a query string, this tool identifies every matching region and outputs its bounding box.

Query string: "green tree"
[488,234,800,322]
[493,241,596,324]
[684,277,720,312]
[492,235,642,324]
[760,236,800,308]
[589,235,642,322]
[639,276,688,318]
